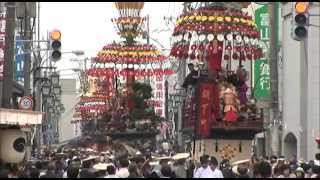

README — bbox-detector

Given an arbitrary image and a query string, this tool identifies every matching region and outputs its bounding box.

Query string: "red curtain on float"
[211,83,220,121]
[197,82,217,138]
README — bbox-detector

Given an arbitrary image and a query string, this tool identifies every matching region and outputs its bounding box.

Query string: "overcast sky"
[39,2,183,78]
[39,2,259,78]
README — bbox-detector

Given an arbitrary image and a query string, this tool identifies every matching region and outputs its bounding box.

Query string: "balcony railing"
[211,118,264,131]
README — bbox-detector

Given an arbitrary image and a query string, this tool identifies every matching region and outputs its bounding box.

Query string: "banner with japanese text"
[154,76,164,117]
[253,5,271,100]
[197,82,214,138]
[0,13,6,80]
[15,35,24,85]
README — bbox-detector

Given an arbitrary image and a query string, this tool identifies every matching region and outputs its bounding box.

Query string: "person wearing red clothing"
[222,87,239,125]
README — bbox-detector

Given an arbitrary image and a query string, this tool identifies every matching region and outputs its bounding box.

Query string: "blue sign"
[15,35,24,85]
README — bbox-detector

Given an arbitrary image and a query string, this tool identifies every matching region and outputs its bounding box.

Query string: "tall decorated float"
[170,2,264,162]
[72,2,173,155]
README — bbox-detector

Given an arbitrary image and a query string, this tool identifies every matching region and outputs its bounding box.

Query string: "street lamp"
[55,105,61,114]
[70,50,85,56]
[48,107,54,113]
[51,72,60,86]
[60,105,65,113]
[46,96,54,104]
[53,86,61,96]
[42,82,51,96]
[54,98,61,106]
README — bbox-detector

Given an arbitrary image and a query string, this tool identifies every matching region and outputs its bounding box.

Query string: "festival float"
[72,2,173,153]
[170,2,264,162]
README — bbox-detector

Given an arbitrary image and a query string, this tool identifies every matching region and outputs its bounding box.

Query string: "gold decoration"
[218,144,238,160]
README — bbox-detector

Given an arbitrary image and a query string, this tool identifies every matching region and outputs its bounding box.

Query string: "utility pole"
[2,2,16,108]
[34,2,42,158]
[23,2,32,96]
[268,2,281,156]
[22,2,33,161]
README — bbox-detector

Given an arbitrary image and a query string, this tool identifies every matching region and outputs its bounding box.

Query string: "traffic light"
[50,30,62,61]
[291,2,309,41]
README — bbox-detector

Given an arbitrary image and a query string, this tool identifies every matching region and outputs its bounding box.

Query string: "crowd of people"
[0,148,320,178]
[191,154,320,178]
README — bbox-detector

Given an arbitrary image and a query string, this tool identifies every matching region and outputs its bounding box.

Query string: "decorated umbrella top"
[114,2,144,17]
[170,3,263,64]
[113,2,146,40]
[87,2,173,78]
[95,43,166,64]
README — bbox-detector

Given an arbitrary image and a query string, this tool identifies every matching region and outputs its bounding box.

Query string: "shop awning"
[0,108,43,125]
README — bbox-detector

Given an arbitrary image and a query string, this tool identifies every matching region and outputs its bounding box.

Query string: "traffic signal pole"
[268,2,281,156]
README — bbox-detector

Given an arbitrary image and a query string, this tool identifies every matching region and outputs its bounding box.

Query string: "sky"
[39,2,260,79]
[39,2,183,78]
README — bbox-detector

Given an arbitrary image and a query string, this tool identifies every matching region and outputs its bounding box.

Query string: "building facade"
[58,79,81,143]
[280,2,320,160]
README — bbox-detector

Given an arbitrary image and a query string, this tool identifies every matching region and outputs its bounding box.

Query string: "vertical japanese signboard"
[253,5,271,100]
[15,35,24,85]
[0,12,6,80]
[154,76,164,117]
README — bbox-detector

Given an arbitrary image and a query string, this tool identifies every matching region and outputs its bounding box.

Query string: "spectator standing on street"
[277,164,296,178]
[220,159,235,178]
[67,166,79,178]
[116,159,130,178]
[29,168,40,178]
[233,165,250,178]
[55,159,65,178]
[301,163,313,178]
[186,159,195,178]
[193,155,213,178]
[128,163,142,178]
[295,167,305,178]
[209,156,224,178]
[160,164,174,178]
[40,164,57,178]
[311,165,320,178]
[256,161,272,178]
[104,165,119,178]
[172,159,187,178]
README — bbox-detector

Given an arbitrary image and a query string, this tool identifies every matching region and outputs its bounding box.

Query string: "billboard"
[15,35,24,85]
[0,13,5,80]
[253,5,271,100]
